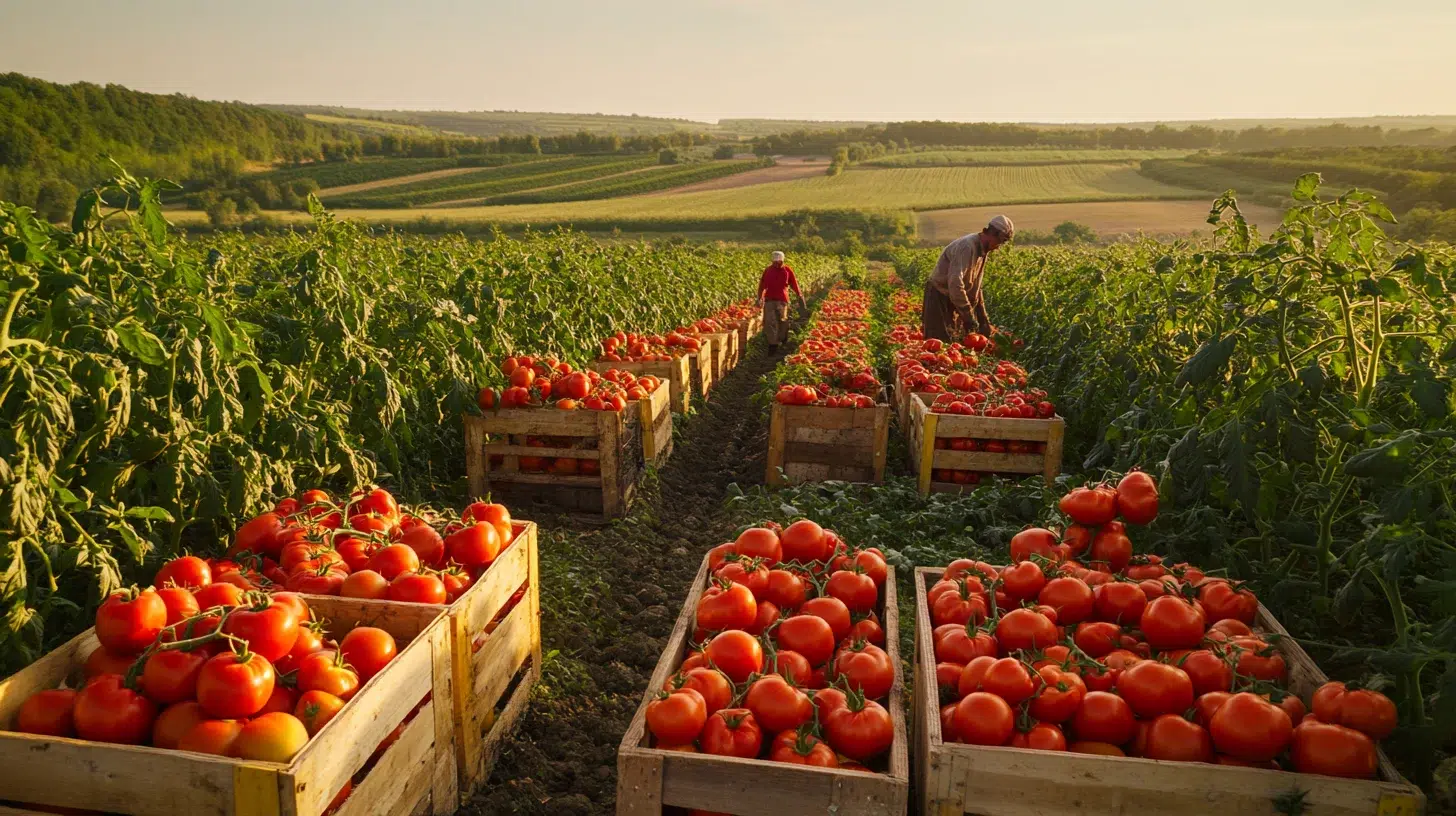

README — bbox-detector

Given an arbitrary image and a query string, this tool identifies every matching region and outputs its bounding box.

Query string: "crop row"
[487,158,766,205]
[328,156,655,208]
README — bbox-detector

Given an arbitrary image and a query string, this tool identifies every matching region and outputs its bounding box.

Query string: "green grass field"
[303,113,444,138]
[484,159,764,205]
[1136,158,1296,207]
[866,148,1195,167]
[326,156,656,207]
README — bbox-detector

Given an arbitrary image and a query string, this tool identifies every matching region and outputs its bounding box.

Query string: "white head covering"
[987,215,1015,240]
[771,251,785,262]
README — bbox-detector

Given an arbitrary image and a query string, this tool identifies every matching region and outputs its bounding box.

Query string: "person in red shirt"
[757,251,806,352]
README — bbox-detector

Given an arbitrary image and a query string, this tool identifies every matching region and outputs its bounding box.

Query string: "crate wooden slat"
[616,555,909,815]
[911,567,1426,816]
[727,314,763,352]
[686,341,715,399]
[766,402,890,487]
[904,392,1063,495]
[699,330,738,381]
[0,598,456,816]
[464,381,671,518]
[592,356,693,414]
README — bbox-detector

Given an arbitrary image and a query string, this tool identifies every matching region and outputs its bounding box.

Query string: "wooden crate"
[685,342,715,400]
[727,314,763,352]
[911,567,1426,816]
[464,381,671,518]
[765,402,891,487]
[616,555,909,815]
[904,392,1064,495]
[592,356,693,414]
[0,598,457,816]
[700,330,738,381]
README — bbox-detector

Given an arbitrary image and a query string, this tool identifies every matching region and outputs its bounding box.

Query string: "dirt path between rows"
[317,166,488,197]
[461,324,797,816]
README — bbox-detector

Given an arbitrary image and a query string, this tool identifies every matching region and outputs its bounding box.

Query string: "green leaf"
[114,320,169,366]
[199,302,240,362]
[122,506,174,522]
[1175,334,1237,388]
[1410,375,1450,419]
[1344,433,1420,480]
[108,521,148,562]
[1291,173,1322,202]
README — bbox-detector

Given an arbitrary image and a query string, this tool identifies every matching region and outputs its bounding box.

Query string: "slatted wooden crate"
[700,329,738,381]
[592,356,693,414]
[911,566,1426,816]
[904,392,1064,495]
[685,342,715,400]
[0,598,457,816]
[615,554,909,815]
[728,314,763,352]
[765,402,891,487]
[464,380,672,518]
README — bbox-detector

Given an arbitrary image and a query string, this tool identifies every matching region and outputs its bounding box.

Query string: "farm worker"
[758,250,806,353]
[922,215,1014,342]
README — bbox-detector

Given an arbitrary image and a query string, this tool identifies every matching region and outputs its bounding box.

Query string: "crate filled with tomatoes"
[913,472,1424,816]
[893,336,1064,493]
[0,581,455,816]
[709,300,761,360]
[216,487,542,796]
[470,356,672,517]
[766,290,890,487]
[594,330,708,412]
[617,519,909,815]
[681,316,740,384]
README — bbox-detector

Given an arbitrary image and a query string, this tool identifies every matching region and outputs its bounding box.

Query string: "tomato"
[139,647,207,704]
[980,657,1037,704]
[943,559,998,582]
[852,550,889,587]
[715,559,770,598]
[388,571,448,604]
[1197,580,1258,625]
[832,641,894,699]
[1115,470,1159,525]
[1029,665,1086,723]
[1209,618,1253,638]
[365,544,421,581]
[463,502,513,545]
[1116,660,1194,719]
[16,688,77,737]
[769,730,839,767]
[1209,692,1292,762]
[1059,486,1118,526]
[1194,690,1233,728]
[155,556,213,591]
[761,569,807,610]
[995,607,1058,652]
[83,645,137,679]
[799,596,852,642]
[1310,681,1398,740]
[1230,637,1287,683]
[1001,561,1047,601]
[177,718,245,755]
[235,512,288,556]
[1009,722,1067,751]
[647,687,709,745]
[744,600,780,636]
[233,712,309,762]
[668,668,733,715]
[704,630,763,682]
[350,488,399,524]
[700,709,762,758]
[96,588,167,655]
[1038,577,1094,625]
[295,689,347,735]
[696,579,757,632]
[441,568,472,602]
[1072,691,1135,745]
[1140,595,1207,651]
[734,527,783,566]
[223,597,301,662]
[745,675,813,733]
[1088,522,1133,573]
[155,586,201,627]
[298,650,361,701]
[196,650,276,719]
[953,692,1014,746]
[1069,740,1126,756]
[1290,718,1378,778]
[956,655,997,697]
[825,696,894,760]
[73,674,157,744]
[931,582,988,628]
[1061,524,1094,557]
[397,524,445,568]
[776,615,834,666]
[340,569,390,600]
[1072,621,1121,658]
[933,623,997,665]
[151,700,208,749]
[340,627,397,683]
[826,569,877,612]
[1009,527,1058,562]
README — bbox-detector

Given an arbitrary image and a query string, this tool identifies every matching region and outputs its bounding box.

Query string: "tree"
[1052,221,1097,244]
[713,144,737,160]
[205,197,238,228]
[34,177,77,222]
[658,149,679,165]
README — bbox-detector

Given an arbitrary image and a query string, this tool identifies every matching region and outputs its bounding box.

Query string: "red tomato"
[1141,713,1213,762]
[444,523,501,569]
[196,650,276,719]
[139,648,207,704]
[745,675,813,733]
[825,569,877,612]
[1072,691,1136,745]
[388,571,448,604]
[340,569,390,600]
[1088,522,1133,574]
[824,696,894,761]
[762,569,807,610]
[696,580,757,632]
[366,544,421,581]
[73,674,157,744]
[462,502,513,546]
[1038,577,1095,624]
[295,689,347,735]
[995,607,1058,652]
[222,597,301,662]
[1093,581,1146,625]
[1059,486,1118,526]
[832,641,894,699]
[1072,621,1121,658]
[1009,527,1058,562]
[340,627,397,683]
[1116,660,1195,719]
[1310,681,1398,740]
[154,556,213,591]
[1209,692,1292,762]
[800,596,852,642]
[399,524,445,568]
[1197,580,1258,625]
[234,512,288,555]
[776,615,835,666]
[233,712,309,762]
[1115,470,1159,525]
[1177,649,1235,696]
[1009,722,1068,751]
[297,650,361,701]
[1001,561,1047,601]
[953,692,1014,746]
[16,689,77,737]
[95,588,167,655]
[156,586,201,627]
[1140,595,1207,651]
[704,630,763,682]
[1029,665,1087,724]
[779,519,828,562]
[769,730,839,767]
[668,668,734,715]
[734,527,783,566]
[700,708,762,758]
[646,687,709,745]
[177,718,246,755]
[349,488,399,524]
[1290,718,1378,778]
[151,700,208,749]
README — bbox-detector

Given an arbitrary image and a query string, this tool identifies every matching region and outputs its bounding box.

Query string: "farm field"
[867,147,1196,166]
[916,199,1286,243]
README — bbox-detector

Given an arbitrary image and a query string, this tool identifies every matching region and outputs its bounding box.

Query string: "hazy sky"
[3,0,1454,123]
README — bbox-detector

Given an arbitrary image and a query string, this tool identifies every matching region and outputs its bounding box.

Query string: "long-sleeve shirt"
[758,263,802,303]
[928,233,991,335]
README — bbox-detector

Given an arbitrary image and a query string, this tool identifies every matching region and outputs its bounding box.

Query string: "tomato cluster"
[817,290,871,321]
[933,471,1396,779]
[10,582,399,772]
[647,520,897,771]
[772,288,883,407]
[599,330,702,362]
[709,300,759,323]
[223,488,515,603]
[479,356,657,412]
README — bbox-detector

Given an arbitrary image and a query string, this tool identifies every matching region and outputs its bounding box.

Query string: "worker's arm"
[756,266,770,304]
[969,279,992,336]
[786,267,806,309]
[947,242,978,325]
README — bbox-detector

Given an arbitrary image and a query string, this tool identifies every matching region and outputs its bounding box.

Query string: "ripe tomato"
[799,596,852,642]
[647,687,709,745]
[734,527,782,566]
[769,730,839,767]
[1290,718,1378,778]
[1310,681,1398,740]
[745,600,781,636]
[696,580,757,632]
[745,675,813,733]
[1072,691,1135,745]
[1230,637,1287,683]
[1092,581,1146,625]
[296,689,347,735]
[1209,692,1292,762]
[715,558,770,598]
[16,688,77,737]
[196,650,276,719]
[1088,522,1133,573]
[825,696,894,760]
[953,692,1014,746]
[833,641,894,699]
[1061,524,1093,557]
[151,700,208,749]
[826,569,877,612]
[1059,485,1118,526]
[1138,713,1212,761]
[177,718,245,755]
[700,708,762,758]
[852,550,888,587]
[1116,660,1194,719]
[156,586,201,627]
[762,569,808,610]
[388,571,448,604]
[1009,722,1067,751]
[73,674,157,744]
[366,544,421,581]
[154,556,213,590]
[1029,665,1086,723]
[96,588,167,655]
[399,524,445,568]
[1072,621,1121,658]
[776,615,835,666]
[223,597,301,662]
[995,607,1058,652]
[668,668,733,715]
[1176,649,1234,696]
[350,488,399,524]
[340,627,397,683]
[463,502,513,545]
[445,523,501,569]
[233,712,309,762]
[298,651,361,701]
[140,648,207,704]
[1009,527,1058,562]
[1037,577,1095,624]
[1197,580,1258,625]
[340,569,390,600]
[1193,690,1233,728]
[934,623,997,665]
[704,630,763,682]
[84,645,137,679]
[1001,561,1046,601]
[234,512,287,556]
[1140,595,1207,651]
[1115,470,1159,525]
[931,582,988,627]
